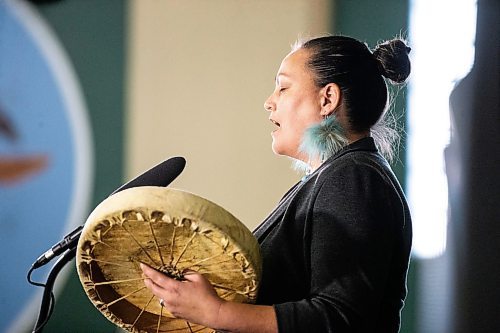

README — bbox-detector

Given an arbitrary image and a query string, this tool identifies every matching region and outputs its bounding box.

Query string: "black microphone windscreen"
[111,156,186,195]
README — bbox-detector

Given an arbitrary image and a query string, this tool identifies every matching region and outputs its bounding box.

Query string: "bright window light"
[407,0,477,258]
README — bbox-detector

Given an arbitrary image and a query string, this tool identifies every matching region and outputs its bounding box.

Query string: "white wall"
[127,0,331,230]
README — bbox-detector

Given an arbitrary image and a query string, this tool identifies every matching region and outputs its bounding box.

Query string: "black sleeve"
[273,160,401,332]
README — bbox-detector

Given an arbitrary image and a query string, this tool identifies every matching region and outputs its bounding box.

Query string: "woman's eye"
[279,87,287,93]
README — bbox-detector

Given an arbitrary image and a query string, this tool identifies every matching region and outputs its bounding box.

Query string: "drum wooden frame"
[76,187,261,333]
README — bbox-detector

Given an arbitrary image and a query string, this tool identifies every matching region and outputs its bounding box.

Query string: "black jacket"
[254,137,412,333]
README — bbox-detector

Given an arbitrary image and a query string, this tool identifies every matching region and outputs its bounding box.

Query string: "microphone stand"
[32,246,77,333]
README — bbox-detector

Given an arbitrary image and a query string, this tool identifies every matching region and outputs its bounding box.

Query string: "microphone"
[31,156,186,269]
[111,156,186,195]
[31,226,83,269]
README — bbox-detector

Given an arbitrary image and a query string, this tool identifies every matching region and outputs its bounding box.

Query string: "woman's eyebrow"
[275,72,290,84]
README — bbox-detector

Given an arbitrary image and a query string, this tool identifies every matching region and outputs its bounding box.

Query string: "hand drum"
[76,187,261,333]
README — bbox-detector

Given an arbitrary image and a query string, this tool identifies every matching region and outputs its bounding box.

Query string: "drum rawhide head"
[76,186,261,333]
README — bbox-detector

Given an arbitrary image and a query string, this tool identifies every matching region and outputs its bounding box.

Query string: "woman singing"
[141,35,413,333]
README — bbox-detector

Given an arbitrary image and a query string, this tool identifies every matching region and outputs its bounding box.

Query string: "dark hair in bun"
[373,39,411,84]
[295,35,411,159]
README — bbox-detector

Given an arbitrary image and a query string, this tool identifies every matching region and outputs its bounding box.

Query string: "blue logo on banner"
[0,1,93,332]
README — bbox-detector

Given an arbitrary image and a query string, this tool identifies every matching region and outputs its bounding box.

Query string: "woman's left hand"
[140,263,224,328]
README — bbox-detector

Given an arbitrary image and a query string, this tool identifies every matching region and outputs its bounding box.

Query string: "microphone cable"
[27,266,55,333]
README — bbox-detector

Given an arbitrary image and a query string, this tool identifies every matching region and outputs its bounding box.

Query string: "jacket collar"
[302,137,378,182]
[333,136,377,159]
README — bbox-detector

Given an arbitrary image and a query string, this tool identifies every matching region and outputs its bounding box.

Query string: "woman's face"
[264,48,323,162]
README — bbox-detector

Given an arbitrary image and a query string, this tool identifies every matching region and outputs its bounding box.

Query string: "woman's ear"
[320,83,341,117]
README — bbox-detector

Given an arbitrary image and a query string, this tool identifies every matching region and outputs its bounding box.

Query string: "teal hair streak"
[298,115,348,171]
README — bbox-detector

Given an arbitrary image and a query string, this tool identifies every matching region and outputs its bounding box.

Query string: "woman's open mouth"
[270,118,280,132]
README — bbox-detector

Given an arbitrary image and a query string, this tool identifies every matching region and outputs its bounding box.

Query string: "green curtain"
[331,1,415,332]
[33,1,126,331]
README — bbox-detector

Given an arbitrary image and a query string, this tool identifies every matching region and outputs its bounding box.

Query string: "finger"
[140,263,182,292]
[140,263,169,284]
[142,276,157,291]
[182,270,203,283]
[140,262,157,276]
[147,277,169,297]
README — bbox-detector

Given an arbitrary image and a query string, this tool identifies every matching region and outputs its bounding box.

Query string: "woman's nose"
[264,95,274,112]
